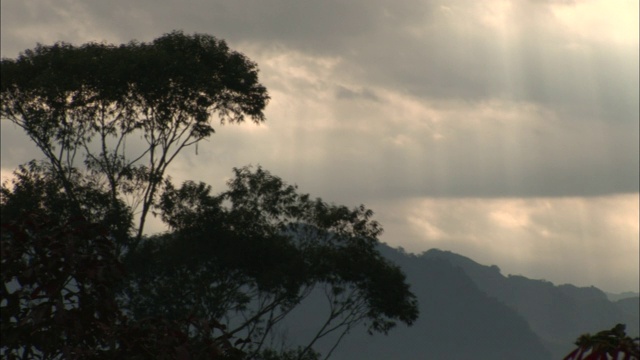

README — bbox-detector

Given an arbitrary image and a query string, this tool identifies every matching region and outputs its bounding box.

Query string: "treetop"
[1,30,269,126]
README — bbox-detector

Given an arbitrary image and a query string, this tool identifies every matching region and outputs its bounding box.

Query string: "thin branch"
[322,325,351,360]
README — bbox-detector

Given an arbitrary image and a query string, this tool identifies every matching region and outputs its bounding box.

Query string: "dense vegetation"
[563,324,639,360]
[0,31,418,359]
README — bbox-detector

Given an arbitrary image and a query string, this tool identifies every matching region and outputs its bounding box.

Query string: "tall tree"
[1,31,269,245]
[1,33,418,359]
[125,166,418,359]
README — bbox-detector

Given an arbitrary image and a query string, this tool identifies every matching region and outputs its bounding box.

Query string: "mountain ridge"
[280,244,638,359]
[322,245,553,360]
[417,247,639,358]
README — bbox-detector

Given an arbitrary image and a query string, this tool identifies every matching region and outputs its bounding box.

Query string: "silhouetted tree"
[0,212,245,359]
[1,32,418,359]
[1,160,133,252]
[124,166,418,359]
[563,324,640,360]
[1,30,269,245]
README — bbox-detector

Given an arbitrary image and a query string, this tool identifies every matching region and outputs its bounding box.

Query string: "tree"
[0,211,245,359]
[1,30,269,246]
[1,213,123,359]
[563,324,640,360]
[123,166,419,359]
[1,160,133,247]
[1,164,418,359]
[1,32,418,359]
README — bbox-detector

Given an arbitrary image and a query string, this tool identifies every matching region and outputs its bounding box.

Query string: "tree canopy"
[563,324,640,360]
[1,32,418,359]
[1,30,269,244]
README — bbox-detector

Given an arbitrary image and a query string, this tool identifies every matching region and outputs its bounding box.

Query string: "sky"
[1,0,638,293]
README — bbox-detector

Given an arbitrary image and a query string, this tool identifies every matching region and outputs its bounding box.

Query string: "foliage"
[1,30,269,243]
[1,164,418,359]
[1,214,123,359]
[0,213,245,359]
[1,32,418,359]
[1,160,133,254]
[124,166,418,359]
[564,324,640,360]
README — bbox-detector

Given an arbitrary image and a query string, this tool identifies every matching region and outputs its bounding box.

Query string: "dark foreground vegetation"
[563,324,639,360]
[1,32,417,359]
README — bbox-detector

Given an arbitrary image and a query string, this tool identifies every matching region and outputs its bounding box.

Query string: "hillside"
[280,245,638,359]
[420,248,639,358]
[285,245,552,360]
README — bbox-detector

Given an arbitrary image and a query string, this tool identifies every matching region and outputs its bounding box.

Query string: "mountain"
[420,248,639,359]
[285,245,552,360]
[614,296,640,323]
[281,245,637,359]
[605,291,640,302]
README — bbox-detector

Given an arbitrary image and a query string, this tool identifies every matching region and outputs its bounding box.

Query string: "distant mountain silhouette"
[605,291,640,302]
[280,245,637,359]
[615,297,640,321]
[420,248,639,359]
[284,245,552,360]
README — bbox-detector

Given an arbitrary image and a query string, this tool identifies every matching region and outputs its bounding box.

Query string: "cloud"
[374,194,639,292]
[2,0,637,198]
[3,8,637,199]
[3,0,636,124]
[1,0,637,292]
